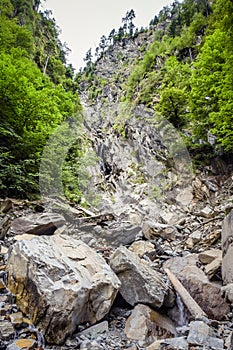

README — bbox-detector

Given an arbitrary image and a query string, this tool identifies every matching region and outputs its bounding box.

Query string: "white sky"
[41,0,173,71]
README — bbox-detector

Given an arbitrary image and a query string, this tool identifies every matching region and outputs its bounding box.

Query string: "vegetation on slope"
[122,0,233,157]
[0,0,81,198]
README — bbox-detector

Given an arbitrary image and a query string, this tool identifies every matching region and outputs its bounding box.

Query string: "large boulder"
[109,246,172,308]
[164,254,230,320]
[7,234,120,344]
[10,213,66,236]
[222,209,233,284]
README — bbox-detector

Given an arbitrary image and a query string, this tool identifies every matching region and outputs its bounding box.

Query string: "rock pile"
[0,169,233,350]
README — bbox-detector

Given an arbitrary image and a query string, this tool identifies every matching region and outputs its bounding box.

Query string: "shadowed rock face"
[10,213,66,236]
[7,234,121,344]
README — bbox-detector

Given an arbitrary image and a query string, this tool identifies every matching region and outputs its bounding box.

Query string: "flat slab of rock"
[80,321,108,337]
[164,254,230,320]
[10,213,66,236]
[110,246,171,308]
[199,249,222,264]
[7,234,120,344]
[7,339,37,350]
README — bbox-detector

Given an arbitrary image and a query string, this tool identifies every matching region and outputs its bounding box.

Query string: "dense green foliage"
[123,0,233,155]
[0,0,81,198]
[190,0,233,151]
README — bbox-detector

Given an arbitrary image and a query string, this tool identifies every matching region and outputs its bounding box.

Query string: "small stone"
[0,295,8,303]
[0,246,8,254]
[9,312,23,327]
[187,321,210,345]
[199,249,222,264]
[186,237,194,249]
[175,187,193,207]
[160,212,181,225]
[129,241,154,257]
[200,206,214,218]
[190,230,202,243]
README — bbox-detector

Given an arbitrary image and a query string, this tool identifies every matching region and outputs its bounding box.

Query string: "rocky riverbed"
[0,166,233,349]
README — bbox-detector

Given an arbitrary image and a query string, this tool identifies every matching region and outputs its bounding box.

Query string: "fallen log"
[164,268,207,319]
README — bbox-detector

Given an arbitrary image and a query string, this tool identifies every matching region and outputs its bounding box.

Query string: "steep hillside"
[0,0,80,198]
[1,1,233,349]
[70,0,233,222]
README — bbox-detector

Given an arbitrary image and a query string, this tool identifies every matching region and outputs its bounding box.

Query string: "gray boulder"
[7,234,120,344]
[10,212,66,236]
[109,246,171,308]
[187,321,224,349]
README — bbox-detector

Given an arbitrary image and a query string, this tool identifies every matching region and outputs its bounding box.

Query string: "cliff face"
[79,30,193,226]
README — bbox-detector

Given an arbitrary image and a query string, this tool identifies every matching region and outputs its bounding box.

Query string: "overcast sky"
[41,0,173,71]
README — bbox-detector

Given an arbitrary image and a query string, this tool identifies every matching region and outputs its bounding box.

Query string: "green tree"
[0,50,79,197]
[190,0,233,151]
[0,1,34,56]
[156,87,188,127]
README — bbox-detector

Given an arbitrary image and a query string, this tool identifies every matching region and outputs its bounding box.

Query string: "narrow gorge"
[0,0,233,349]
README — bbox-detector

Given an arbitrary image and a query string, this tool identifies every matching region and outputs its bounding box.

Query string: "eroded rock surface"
[7,234,120,344]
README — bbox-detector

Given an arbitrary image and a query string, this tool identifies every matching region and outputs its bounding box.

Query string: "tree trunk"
[164,268,207,319]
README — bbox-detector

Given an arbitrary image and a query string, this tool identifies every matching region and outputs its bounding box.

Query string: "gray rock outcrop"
[7,234,121,344]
